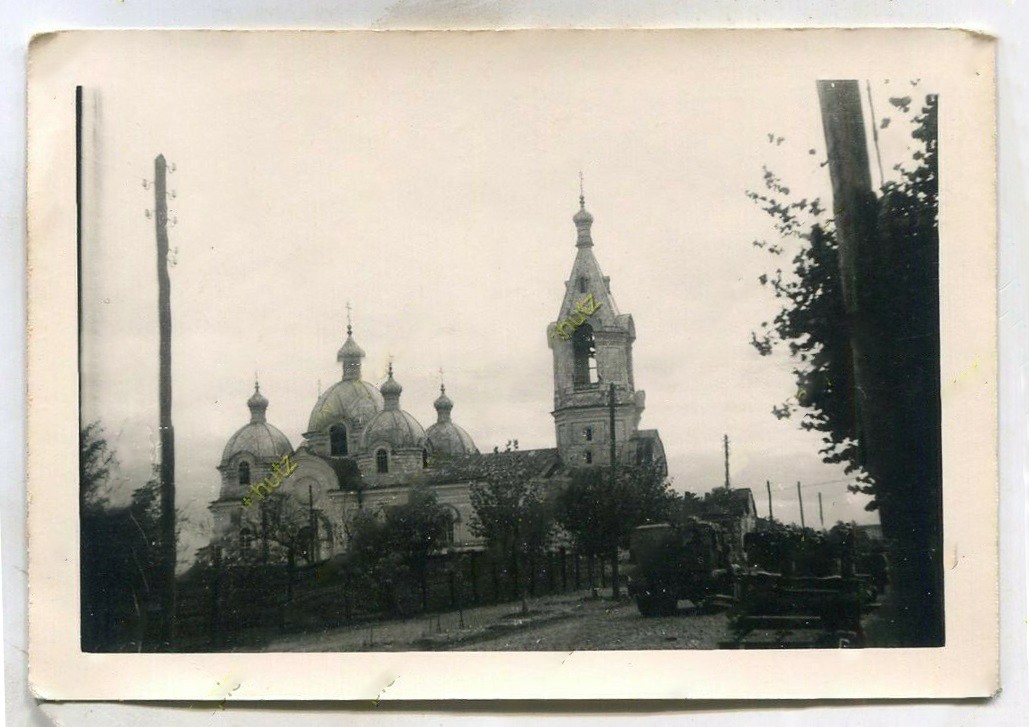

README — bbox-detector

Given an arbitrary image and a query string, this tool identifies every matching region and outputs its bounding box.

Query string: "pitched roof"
[423,448,563,485]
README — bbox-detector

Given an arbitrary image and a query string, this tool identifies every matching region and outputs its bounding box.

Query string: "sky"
[75,33,935,556]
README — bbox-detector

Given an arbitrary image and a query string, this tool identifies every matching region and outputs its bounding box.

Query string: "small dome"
[433,384,453,413]
[573,204,593,226]
[222,383,292,464]
[426,421,478,457]
[380,368,403,400]
[308,378,383,431]
[337,324,367,381]
[362,409,427,450]
[573,194,593,247]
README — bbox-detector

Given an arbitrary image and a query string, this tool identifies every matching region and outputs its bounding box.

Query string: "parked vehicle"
[625,519,738,616]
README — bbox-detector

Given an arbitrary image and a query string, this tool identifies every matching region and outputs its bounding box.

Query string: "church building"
[208,193,665,564]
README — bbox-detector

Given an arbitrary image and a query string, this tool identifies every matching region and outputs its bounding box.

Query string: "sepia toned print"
[27,30,997,700]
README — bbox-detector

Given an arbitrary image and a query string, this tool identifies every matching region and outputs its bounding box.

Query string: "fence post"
[448,569,457,609]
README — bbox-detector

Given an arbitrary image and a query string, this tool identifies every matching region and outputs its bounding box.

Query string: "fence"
[172,548,610,651]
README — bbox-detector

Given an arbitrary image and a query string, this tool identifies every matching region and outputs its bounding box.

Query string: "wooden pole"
[796,481,806,530]
[154,154,177,649]
[608,382,620,598]
[723,434,730,489]
[766,480,774,521]
[818,491,826,530]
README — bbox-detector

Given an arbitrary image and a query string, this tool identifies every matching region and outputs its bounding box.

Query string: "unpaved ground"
[252,590,731,652]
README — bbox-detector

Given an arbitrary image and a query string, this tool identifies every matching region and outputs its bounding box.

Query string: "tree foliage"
[554,463,676,557]
[469,459,555,561]
[748,92,940,511]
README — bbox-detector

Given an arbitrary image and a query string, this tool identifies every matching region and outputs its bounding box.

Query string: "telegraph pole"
[608,382,620,599]
[153,154,176,649]
[766,480,774,521]
[796,481,806,529]
[818,491,826,530]
[723,434,730,489]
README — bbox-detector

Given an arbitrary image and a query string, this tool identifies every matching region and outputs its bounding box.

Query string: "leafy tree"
[554,463,675,598]
[748,91,942,644]
[80,420,116,513]
[469,458,555,602]
[341,486,452,616]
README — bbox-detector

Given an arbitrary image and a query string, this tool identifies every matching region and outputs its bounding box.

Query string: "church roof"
[221,383,293,464]
[362,409,427,450]
[307,378,383,432]
[426,420,478,457]
[423,448,563,485]
[220,421,293,465]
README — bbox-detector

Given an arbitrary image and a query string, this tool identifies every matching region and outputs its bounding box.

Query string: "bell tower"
[548,190,658,469]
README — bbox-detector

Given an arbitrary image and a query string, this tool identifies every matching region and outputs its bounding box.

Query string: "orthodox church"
[208,193,666,563]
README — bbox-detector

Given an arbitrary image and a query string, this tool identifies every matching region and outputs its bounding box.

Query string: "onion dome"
[361,364,427,449]
[573,192,593,247]
[379,362,403,406]
[426,384,478,457]
[337,323,366,381]
[221,382,293,464]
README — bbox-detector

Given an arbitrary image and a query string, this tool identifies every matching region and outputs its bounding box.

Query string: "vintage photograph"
[26,30,998,700]
[72,40,944,655]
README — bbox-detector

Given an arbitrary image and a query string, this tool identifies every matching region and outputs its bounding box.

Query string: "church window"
[376,448,389,473]
[572,324,599,387]
[578,276,588,293]
[240,527,253,553]
[330,424,348,456]
[584,426,593,441]
[584,450,593,464]
[238,461,250,486]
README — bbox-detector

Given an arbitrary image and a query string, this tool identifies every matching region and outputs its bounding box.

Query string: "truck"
[625,519,739,617]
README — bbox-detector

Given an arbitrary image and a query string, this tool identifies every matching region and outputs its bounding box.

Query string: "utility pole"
[796,481,806,530]
[153,154,176,649]
[608,382,620,599]
[766,480,774,521]
[723,434,730,489]
[818,491,826,530]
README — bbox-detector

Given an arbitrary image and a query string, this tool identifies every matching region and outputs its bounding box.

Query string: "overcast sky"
[77,33,934,549]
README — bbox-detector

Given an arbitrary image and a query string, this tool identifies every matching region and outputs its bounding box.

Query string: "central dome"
[308,378,383,432]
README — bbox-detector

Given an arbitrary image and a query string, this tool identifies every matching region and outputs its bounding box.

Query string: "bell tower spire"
[548,190,663,471]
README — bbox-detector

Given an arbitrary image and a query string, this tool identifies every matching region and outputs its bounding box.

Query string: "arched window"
[376,448,389,474]
[240,527,253,553]
[422,449,429,469]
[584,426,593,441]
[584,450,593,464]
[238,461,250,486]
[330,424,348,456]
[572,323,599,387]
[578,276,588,293]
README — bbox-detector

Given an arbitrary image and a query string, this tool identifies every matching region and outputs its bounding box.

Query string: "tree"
[748,90,942,644]
[554,463,675,598]
[469,458,555,603]
[80,420,116,514]
[339,486,452,617]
